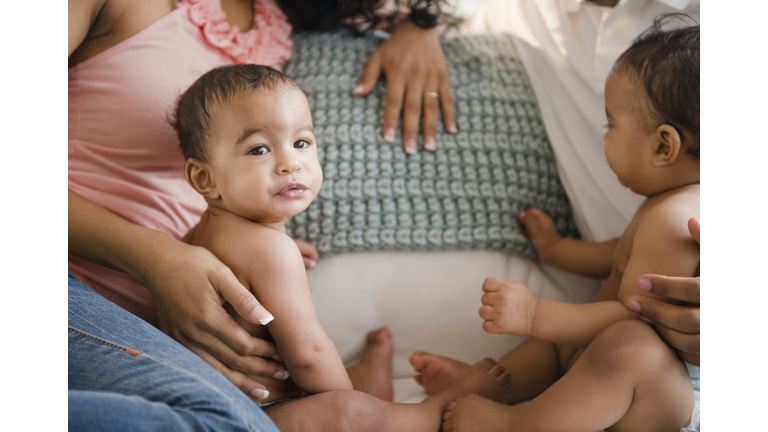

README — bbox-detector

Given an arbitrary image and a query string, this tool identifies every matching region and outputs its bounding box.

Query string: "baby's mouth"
[276,183,308,198]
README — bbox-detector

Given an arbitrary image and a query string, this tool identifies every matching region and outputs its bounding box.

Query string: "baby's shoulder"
[634,185,699,243]
[206,214,302,277]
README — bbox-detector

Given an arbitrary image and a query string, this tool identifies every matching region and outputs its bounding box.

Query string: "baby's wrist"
[536,238,562,265]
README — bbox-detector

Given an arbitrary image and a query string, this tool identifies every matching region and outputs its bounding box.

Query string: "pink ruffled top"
[184,0,292,68]
[69,0,292,327]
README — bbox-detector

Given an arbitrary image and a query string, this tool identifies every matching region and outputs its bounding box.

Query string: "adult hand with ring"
[353,21,456,154]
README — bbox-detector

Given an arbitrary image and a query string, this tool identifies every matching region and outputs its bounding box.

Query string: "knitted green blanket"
[284,30,579,259]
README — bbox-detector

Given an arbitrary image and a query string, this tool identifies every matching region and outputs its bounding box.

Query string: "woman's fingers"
[688,217,700,243]
[421,77,441,151]
[402,75,427,154]
[382,71,407,143]
[638,274,700,304]
[184,323,287,380]
[438,70,457,134]
[650,321,700,366]
[355,21,454,151]
[213,265,274,325]
[190,346,272,399]
[625,295,700,334]
[353,50,383,98]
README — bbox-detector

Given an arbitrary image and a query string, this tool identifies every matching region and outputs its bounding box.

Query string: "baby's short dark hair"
[614,14,699,158]
[171,64,300,161]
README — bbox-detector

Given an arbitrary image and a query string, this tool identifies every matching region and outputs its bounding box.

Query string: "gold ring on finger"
[423,92,439,99]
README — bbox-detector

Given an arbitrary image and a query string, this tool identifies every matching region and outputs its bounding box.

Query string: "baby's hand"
[293,240,318,270]
[479,278,538,336]
[518,207,562,264]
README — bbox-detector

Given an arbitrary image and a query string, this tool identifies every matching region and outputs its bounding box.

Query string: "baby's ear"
[651,124,682,167]
[185,158,220,199]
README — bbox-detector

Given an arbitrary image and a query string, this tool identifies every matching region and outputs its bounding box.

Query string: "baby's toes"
[442,398,463,431]
[498,369,513,403]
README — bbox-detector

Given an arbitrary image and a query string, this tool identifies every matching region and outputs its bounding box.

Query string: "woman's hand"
[625,218,700,365]
[139,240,315,401]
[353,20,456,154]
[69,190,288,398]
[144,240,291,399]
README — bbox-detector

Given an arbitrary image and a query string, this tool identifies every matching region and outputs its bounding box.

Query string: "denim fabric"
[68,274,279,432]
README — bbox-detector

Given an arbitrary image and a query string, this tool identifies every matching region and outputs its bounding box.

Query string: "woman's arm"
[69,190,285,397]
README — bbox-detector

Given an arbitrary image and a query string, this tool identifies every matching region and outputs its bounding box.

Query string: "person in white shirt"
[462,0,700,376]
[462,0,701,369]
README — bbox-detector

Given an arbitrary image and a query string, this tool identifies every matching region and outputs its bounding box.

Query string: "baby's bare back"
[595,184,700,304]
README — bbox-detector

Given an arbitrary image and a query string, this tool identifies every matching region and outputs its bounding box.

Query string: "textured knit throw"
[283,30,579,259]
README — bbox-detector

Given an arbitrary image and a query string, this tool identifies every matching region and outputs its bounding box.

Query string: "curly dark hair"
[614,14,700,158]
[170,64,300,161]
[276,0,447,32]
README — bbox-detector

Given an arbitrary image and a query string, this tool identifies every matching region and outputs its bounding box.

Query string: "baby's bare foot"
[442,394,515,432]
[518,207,561,262]
[347,328,394,401]
[438,358,512,405]
[410,351,471,395]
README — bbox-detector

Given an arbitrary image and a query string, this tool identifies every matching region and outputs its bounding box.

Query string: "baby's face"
[603,72,656,194]
[205,86,322,225]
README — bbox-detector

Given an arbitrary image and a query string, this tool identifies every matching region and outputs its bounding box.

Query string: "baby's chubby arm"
[484,203,699,347]
[244,230,352,394]
[480,278,631,347]
[616,205,700,312]
[519,207,618,279]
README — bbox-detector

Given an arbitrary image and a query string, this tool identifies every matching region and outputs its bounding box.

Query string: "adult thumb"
[214,269,273,325]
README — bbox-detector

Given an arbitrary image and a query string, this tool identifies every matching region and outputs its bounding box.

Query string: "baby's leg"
[267,358,510,432]
[442,320,694,432]
[412,337,564,404]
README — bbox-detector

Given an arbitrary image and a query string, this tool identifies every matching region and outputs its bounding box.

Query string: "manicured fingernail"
[258,313,274,325]
[638,277,652,291]
[353,84,364,95]
[271,354,283,361]
[273,370,290,380]
[251,388,269,399]
[424,136,436,151]
[307,260,316,269]
[448,123,457,134]
[625,298,641,313]
[405,139,417,155]
[384,127,396,142]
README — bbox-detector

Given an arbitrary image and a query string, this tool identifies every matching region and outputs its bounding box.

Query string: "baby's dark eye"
[603,123,612,130]
[249,145,268,155]
[294,139,310,149]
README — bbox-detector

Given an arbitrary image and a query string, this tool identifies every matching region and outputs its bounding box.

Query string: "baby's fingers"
[482,277,504,293]
[479,305,498,321]
[481,319,504,335]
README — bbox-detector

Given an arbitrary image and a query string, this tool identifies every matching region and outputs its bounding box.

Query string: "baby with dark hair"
[410,17,700,432]
[172,64,512,432]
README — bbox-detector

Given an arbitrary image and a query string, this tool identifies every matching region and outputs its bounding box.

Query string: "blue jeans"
[68,274,279,432]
